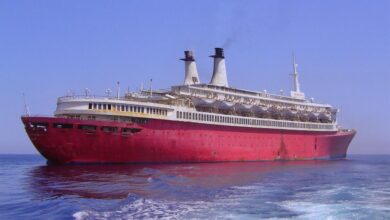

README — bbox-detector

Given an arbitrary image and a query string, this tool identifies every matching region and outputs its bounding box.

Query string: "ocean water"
[0,155,389,220]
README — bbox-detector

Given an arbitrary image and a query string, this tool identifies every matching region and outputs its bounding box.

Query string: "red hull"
[22,116,355,164]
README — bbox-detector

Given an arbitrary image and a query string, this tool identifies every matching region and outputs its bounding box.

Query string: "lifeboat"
[233,103,252,111]
[192,98,215,107]
[269,107,282,119]
[297,111,309,122]
[214,100,235,110]
[252,105,269,118]
[232,103,253,116]
[281,109,296,121]
[307,112,318,122]
[318,113,331,123]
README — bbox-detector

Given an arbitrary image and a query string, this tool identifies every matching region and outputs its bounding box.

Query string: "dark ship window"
[122,128,142,134]
[30,122,48,131]
[101,126,118,133]
[53,123,73,129]
[78,125,97,131]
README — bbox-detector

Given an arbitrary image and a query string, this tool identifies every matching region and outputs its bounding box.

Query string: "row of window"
[88,103,167,116]
[77,124,141,134]
[176,111,333,130]
[146,107,167,116]
[32,122,142,134]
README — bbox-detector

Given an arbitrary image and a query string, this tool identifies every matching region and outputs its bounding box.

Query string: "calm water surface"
[0,154,389,219]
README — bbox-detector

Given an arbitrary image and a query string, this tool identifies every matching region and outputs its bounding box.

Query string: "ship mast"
[292,54,300,93]
[22,93,30,116]
[290,54,305,99]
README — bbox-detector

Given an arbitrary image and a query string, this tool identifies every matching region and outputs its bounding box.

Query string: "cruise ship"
[22,48,356,164]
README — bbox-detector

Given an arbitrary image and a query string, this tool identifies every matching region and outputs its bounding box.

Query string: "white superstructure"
[54,48,339,132]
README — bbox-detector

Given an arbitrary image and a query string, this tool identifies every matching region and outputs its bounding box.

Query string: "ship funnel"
[181,51,200,85]
[210,48,229,87]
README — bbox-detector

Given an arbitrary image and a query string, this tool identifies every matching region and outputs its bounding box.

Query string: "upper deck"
[172,84,331,108]
[54,94,337,132]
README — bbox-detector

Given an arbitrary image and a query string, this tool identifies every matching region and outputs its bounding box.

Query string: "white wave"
[73,211,89,220]
[73,180,390,220]
[73,198,209,220]
[278,184,390,220]
[72,182,266,220]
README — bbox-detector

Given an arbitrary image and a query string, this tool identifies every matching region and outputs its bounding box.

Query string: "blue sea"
[0,155,389,220]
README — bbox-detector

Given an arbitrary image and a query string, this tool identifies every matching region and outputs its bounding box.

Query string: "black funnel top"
[180,51,195,61]
[210,48,225,59]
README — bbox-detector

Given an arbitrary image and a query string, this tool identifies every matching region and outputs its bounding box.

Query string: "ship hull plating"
[22,116,355,164]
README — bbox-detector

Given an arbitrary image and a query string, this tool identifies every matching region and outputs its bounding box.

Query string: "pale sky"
[0,0,389,154]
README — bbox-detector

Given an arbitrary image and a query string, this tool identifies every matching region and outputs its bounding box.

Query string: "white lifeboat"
[192,98,215,107]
